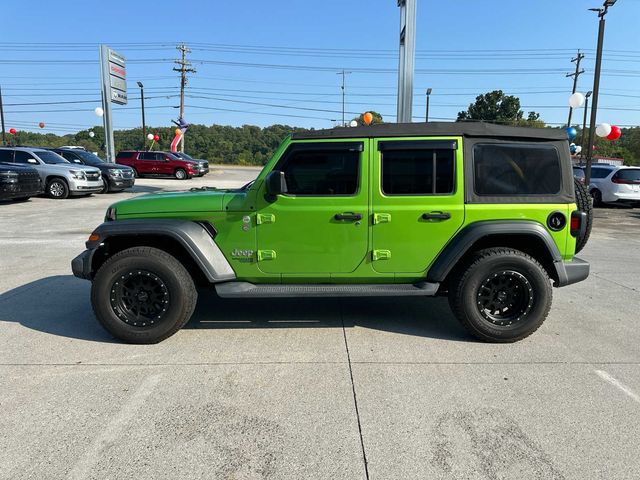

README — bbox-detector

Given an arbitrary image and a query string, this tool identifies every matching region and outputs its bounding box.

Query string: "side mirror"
[265,170,287,200]
[27,158,38,164]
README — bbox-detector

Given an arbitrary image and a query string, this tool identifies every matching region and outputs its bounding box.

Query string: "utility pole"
[173,44,195,152]
[566,49,585,127]
[137,81,146,150]
[0,86,6,146]
[396,0,417,123]
[585,0,616,185]
[425,88,432,122]
[336,70,352,126]
[580,91,593,159]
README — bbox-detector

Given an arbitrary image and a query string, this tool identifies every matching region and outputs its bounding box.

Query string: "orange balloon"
[175,128,181,136]
[363,112,373,125]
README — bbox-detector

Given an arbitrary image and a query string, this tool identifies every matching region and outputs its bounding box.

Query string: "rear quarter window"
[473,143,561,195]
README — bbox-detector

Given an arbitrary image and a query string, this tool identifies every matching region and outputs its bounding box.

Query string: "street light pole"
[137,81,146,150]
[425,88,432,122]
[580,91,592,160]
[585,0,616,185]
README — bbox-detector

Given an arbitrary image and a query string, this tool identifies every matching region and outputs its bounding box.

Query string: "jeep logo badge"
[231,249,254,258]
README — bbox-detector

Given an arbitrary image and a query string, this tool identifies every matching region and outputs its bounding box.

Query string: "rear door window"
[381,148,455,195]
[612,169,640,184]
[473,144,561,195]
[138,152,157,161]
[590,167,613,179]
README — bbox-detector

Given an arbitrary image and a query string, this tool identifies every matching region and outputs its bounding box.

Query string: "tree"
[457,90,544,127]
[351,111,384,126]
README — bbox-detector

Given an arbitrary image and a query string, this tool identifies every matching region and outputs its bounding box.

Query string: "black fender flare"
[82,219,235,282]
[426,220,562,283]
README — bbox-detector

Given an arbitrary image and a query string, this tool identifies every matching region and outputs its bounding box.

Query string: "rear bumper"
[71,249,94,280]
[554,257,590,287]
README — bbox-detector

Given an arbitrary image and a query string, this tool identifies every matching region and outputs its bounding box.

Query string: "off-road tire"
[174,168,187,180]
[448,248,552,343]
[91,246,198,344]
[573,177,593,254]
[47,178,69,199]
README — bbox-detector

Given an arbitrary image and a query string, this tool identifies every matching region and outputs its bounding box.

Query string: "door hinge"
[257,250,277,261]
[372,249,391,261]
[256,213,276,225]
[373,213,391,224]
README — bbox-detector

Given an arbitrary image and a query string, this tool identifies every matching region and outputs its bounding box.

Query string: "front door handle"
[422,211,451,220]
[335,212,363,221]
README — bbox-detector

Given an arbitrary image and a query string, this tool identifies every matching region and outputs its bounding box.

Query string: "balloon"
[147,133,154,140]
[575,145,582,154]
[607,125,621,141]
[349,120,358,127]
[565,127,577,140]
[88,131,95,138]
[570,143,577,154]
[9,128,16,135]
[153,134,160,142]
[175,128,181,136]
[362,112,373,126]
[595,123,611,138]
[94,107,104,117]
[38,122,45,129]
[568,92,585,109]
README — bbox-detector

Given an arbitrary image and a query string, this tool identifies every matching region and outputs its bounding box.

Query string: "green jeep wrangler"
[72,122,591,344]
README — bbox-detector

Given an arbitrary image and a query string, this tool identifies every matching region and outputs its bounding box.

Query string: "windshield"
[177,152,195,161]
[74,150,105,166]
[36,151,69,164]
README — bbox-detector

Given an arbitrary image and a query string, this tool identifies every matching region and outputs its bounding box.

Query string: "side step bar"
[215,281,440,298]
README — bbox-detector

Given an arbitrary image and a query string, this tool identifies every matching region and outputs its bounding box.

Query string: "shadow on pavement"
[0,275,470,343]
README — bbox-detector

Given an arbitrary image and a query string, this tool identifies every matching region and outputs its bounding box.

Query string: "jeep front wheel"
[448,248,552,343]
[91,246,198,344]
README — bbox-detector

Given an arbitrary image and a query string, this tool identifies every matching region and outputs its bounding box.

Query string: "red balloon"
[38,122,45,129]
[607,125,621,141]
[153,134,160,142]
[8,128,16,135]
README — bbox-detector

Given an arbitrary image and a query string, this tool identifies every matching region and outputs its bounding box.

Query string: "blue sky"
[1,0,639,135]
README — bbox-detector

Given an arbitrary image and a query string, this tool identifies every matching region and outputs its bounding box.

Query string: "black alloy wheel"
[109,270,170,328]
[476,270,533,327]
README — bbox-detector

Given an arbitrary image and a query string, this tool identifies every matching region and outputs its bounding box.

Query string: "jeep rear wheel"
[91,246,198,344]
[449,248,552,343]
[573,177,593,254]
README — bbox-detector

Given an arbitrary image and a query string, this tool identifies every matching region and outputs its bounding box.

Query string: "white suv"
[588,165,640,206]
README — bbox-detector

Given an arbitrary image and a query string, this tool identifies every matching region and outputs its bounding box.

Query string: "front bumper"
[68,177,104,194]
[554,257,590,287]
[72,249,94,280]
[109,177,135,189]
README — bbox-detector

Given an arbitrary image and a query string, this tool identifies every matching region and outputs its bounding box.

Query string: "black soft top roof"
[291,122,568,141]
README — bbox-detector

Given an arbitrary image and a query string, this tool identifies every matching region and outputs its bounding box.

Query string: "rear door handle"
[335,212,363,221]
[422,211,451,220]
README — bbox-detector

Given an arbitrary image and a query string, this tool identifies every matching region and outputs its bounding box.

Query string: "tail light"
[571,211,586,238]
[612,177,640,185]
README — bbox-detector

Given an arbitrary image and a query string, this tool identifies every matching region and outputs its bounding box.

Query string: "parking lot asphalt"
[1,168,640,479]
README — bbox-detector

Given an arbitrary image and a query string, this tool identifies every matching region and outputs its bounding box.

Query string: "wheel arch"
[45,174,69,185]
[88,219,235,285]
[427,221,562,287]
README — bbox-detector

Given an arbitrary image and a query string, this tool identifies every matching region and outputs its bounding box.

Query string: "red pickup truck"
[115,151,198,180]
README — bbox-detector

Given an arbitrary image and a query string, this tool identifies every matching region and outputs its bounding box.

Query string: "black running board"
[215,281,440,298]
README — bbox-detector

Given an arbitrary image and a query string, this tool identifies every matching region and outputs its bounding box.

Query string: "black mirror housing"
[265,170,287,200]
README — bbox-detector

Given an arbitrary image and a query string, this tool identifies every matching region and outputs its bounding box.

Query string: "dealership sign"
[101,47,127,105]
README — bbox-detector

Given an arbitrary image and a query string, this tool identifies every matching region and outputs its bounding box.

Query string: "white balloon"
[147,133,154,140]
[88,131,95,138]
[575,145,582,154]
[94,107,104,117]
[349,120,358,127]
[568,92,585,109]
[596,123,612,138]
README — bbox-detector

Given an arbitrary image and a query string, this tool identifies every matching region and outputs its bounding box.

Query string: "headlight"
[105,206,117,221]
[108,168,123,178]
[0,172,19,183]
[70,170,86,180]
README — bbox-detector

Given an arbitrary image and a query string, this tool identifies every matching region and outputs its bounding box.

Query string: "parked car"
[588,164,640,206]
[169,152,209,176]
[0,147,103,199]
[115,151,198,179]
[73,122,591,344]
[573,166,585,184]
[0,158,43,202]
[52,148,135,193]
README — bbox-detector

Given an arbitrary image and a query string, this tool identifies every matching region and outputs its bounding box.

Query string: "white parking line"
[595,369,640,404]
[66,373,163,480]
